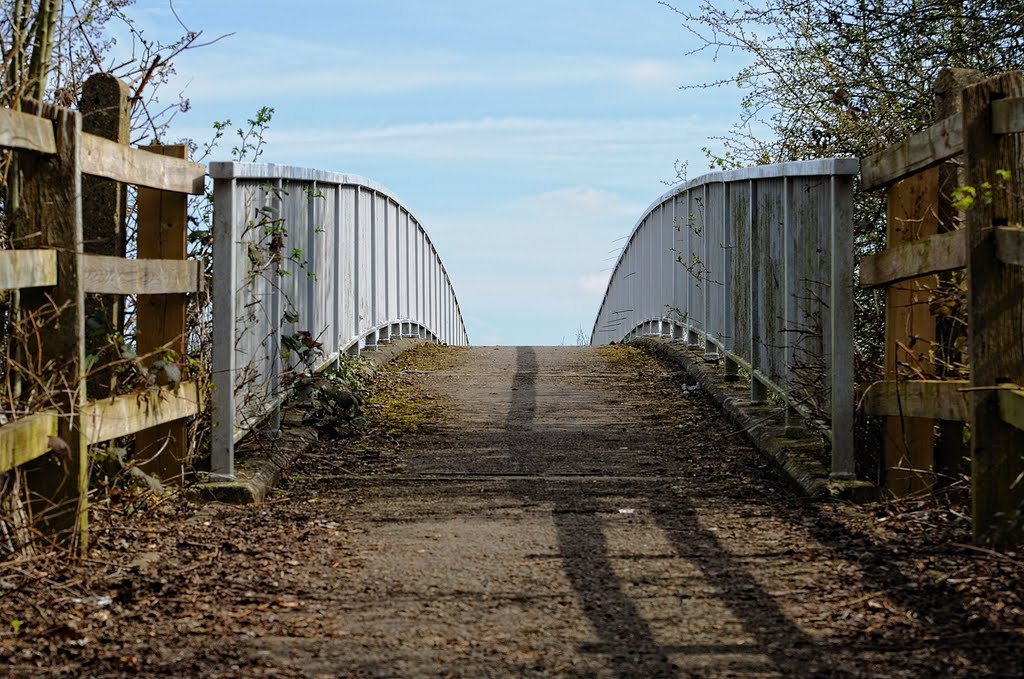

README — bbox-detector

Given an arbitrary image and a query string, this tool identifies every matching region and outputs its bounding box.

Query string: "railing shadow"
[498,346,1017,678]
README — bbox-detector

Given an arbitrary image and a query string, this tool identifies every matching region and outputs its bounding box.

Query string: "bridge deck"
[230,345,1016,676]
[292,345,826,676]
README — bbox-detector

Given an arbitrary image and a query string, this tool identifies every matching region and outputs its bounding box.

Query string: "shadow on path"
[504,346,823,677]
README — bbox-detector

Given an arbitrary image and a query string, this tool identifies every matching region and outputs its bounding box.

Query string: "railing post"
[305,180,319,349]
[830,173,856,480]
[781,176,804,437]
[402,210,410,333]
[370,193,382,348]
[353,186,362,342]
[723,180,739,381]
[269,178,284,435]
[417,227,424,331]
[702,183,719,361]
[211,173,237,481]
[332,183,343,356]
[684,190,700,348]
[382,198,391,340]
[670,191,680,337]
[748,179,767,404]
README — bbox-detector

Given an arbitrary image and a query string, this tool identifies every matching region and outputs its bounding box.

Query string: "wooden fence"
[860,70,1024,542]
[0,85,206,553]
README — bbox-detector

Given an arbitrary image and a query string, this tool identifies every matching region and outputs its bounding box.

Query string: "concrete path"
[233,346,868,677]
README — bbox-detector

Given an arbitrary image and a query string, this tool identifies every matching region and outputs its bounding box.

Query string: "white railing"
[591,159,858,479]
[210,162,468,480]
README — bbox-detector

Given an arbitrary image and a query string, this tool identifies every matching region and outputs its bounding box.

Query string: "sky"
[126,0,751,345]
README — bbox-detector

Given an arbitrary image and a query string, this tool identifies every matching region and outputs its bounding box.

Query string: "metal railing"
[210,162,468,480]
[591,159,858,479]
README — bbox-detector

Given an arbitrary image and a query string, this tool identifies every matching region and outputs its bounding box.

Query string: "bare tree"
[661,0,1024,166]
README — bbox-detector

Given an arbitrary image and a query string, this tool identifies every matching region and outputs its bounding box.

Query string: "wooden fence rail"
[859,70,1024,542]
[0,85,205,553]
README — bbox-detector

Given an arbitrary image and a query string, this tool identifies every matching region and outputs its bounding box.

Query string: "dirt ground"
[1,344,1022,678]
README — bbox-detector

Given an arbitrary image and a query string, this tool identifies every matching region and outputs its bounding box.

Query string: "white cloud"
[620,60,685,88]
[163,28,701,102]
[528,188,625,217]
[199,115,722,173]
[578,272,611,295]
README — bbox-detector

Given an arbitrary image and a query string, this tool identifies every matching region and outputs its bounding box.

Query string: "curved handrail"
[209,162,468,479]
[591,158,859,479]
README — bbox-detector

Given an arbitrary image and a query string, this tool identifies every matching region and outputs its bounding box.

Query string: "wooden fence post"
[933,69,983,482]
[134,144,190,482]
[882,167,939,495]
[15,102,88,554]
[963,71,1024,543]
[79,73,129,398]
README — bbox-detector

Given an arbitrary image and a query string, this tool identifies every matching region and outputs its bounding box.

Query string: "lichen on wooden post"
[15,101,88,554]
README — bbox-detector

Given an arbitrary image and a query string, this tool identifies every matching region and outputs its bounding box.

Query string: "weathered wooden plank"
[135,143,192,482]
[863,380,970,421]
[882,169,940,496]
[0,106,56,153]
[995,225,1024,266]
[81,73,131,400]
[998,387,1024,433]
[82,381,203,444]
[965,72,1024,544]
[80,133,205,195]
[859,228,966,287]
[0,382,203,471]
[861,114,963,191]
[0,249,57,289]
[80,254,203,295]
[0,414,59,474]
[992,97,1024,135]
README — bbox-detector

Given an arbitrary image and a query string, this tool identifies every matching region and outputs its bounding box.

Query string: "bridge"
[207,158,858,492]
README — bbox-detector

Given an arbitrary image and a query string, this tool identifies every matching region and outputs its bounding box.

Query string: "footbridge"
[209,158,860,484]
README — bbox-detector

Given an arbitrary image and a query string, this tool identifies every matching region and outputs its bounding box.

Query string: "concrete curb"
[632,337,876,502]
[193,338,430,504]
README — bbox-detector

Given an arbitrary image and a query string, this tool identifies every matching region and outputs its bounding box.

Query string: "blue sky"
[130,0,749,345]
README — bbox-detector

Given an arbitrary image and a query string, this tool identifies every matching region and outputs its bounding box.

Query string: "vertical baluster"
[749,179,767,405]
